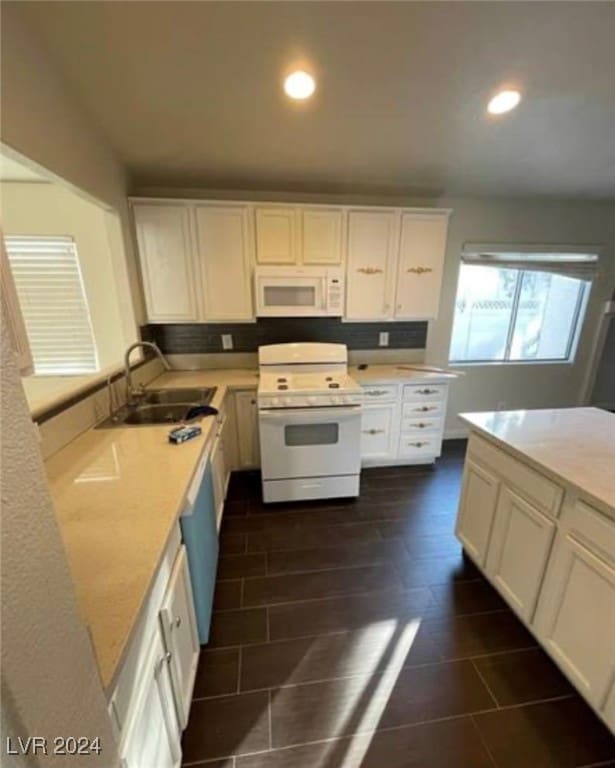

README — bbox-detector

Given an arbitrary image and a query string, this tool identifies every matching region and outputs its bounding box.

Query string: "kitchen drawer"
[402,401,443,418]
[403,384,447,402]
[401,416,442,435]
[360,384,399,402]
[398,434,441,459]
[467,433,563,519]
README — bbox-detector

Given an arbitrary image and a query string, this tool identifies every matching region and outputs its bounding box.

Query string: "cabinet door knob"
[165,651,172,664]
[174,616,182,629]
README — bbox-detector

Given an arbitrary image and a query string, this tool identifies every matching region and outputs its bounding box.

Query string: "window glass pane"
[263,286,315,307]
[449,265,518,362]
[509,272,585,361]
[285,423,339,446]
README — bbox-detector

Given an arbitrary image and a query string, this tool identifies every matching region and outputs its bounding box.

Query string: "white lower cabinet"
[533,499,615,716]
[211,432,227,530]
[159,546,200,729]
[358,379,449,467]
[455,459,500,566]
[360,404,398,462]
[456,434,615,733]
[119,628,181,768]
[485,486,556,622]
[111,528,200,767]
[235,390,260,468]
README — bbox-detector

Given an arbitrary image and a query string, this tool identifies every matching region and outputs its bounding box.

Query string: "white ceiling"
[11,1,615,199]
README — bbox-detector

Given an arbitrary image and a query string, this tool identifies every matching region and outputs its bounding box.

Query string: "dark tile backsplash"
[142,319,427,354]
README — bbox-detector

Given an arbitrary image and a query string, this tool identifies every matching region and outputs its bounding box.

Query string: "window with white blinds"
[5,235,99,375]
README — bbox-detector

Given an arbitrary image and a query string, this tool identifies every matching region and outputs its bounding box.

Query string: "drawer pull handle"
[416,388,438,395]
[416,422,430,428]
[407,266,433,275]
[414,406,435,412]
[365,389,389,396]
[357,267,383,275]
[408,441,428,447]
[362,428,385,435]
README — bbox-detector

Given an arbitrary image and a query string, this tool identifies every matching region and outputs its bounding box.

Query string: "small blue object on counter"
[169,425,202,444]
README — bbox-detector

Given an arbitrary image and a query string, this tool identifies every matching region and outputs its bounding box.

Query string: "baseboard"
[444,427,470,440]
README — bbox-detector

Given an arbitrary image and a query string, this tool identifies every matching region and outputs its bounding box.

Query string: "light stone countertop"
[43,363,449,690]
[44,369,258,690]
[460,407,615,520]
[351,364,457,384]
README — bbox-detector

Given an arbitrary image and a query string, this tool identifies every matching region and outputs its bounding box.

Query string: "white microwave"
[254,266,344,317]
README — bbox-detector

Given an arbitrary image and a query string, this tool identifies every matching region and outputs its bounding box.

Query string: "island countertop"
[459,407,615,519]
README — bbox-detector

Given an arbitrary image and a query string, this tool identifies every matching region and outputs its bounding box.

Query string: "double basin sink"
[97,387,217,428]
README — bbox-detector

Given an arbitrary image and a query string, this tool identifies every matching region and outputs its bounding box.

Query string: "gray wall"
[591,317,615,408]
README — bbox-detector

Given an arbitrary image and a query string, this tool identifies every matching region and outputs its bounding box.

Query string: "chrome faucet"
[124,341,171,403]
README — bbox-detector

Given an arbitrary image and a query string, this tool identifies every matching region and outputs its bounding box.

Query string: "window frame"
[449,265,591,366]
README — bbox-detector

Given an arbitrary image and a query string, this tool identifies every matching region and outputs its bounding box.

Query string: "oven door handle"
[259,405,361,422]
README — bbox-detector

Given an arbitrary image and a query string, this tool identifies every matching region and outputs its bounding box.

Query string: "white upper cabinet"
[395,212,449,320]
[301,208,343,264]
[194,205,254,321]
[345,210,399,320]
[133,204,199,323]
[132,200,450,324]
[255,206,297,264]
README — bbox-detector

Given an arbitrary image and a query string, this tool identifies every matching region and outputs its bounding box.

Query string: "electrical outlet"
[222,334,233,350]
[378,331,389,347]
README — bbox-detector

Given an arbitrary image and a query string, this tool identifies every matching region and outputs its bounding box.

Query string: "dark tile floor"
[182,442,615,767]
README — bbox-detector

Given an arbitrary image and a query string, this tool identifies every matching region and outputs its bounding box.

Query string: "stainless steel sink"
[96,386,217,428]
[122,404,195,425]
[141,387,216,406]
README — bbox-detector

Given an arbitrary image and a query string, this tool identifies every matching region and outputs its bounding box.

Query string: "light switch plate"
[222,334,233,350]
[378,331,389,347]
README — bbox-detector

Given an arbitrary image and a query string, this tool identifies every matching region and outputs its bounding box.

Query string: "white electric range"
[257,343,363,503]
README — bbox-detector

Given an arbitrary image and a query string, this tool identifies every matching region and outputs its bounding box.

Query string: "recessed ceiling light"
[284,71,316,100]
[487,89,521,115]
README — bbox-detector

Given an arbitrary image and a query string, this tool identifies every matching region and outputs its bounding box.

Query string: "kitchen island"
[455,407,615,733]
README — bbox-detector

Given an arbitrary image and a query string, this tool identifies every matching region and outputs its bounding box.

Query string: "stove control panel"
[258,393,363,409]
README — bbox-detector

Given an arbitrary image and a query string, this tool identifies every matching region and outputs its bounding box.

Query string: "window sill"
[448,359,575,369]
